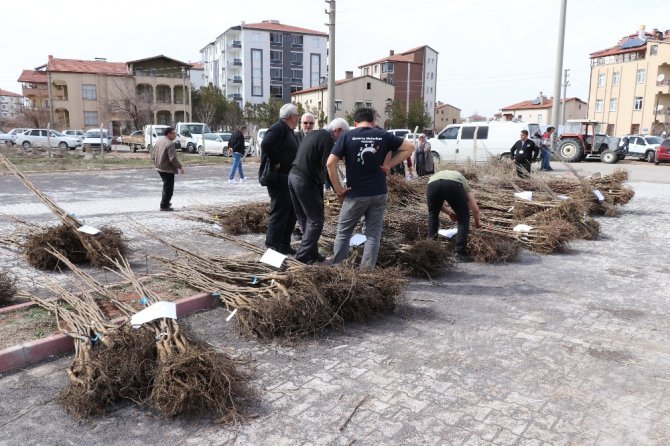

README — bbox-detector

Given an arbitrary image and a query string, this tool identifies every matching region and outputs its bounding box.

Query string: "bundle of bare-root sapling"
[0,269,17,305]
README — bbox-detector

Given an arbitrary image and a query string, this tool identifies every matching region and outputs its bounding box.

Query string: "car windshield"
[51,131,64,136]
[184,124,211,134]
[219,134,232,141]
[645,136,663,144]
[204,133,221,141]
[258,131,266,138]
[85,131,107,138]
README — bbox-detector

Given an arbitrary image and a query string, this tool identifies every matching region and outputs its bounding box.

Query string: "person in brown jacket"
[152,127,184,211]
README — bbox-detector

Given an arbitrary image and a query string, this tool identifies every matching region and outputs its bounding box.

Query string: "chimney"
[638,24,646,40]
[345,70,353,79]
[48,55,53,60]
[539,91,543,105]
[389,50,395,56]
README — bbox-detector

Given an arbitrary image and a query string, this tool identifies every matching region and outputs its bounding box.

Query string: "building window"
[633,97,643,110]
[270,33,282,45]
[253,32,261,42]
[310,54,321,87]
[82,84,97,100]
[291,52,303,65]
[335,100,342,111]
[290,86,302,93]
[431,72,434,80]
[291,69,303,82]
[312,38,319,48]
[84,111,99,126]
[595,100,603,112]
[363,67,369,75]
[650,45,658,56]
[381,62,394,73]
[609,98,618,112]
[636,69,646,84]
[374,65,379,74]
[270,50,282,64]
[597,73,606,87]
[292,35,303,46]
[365,101,372,108]
[270,68,282,82]
[251,49,263,97]
[270,85,283,99]
[612,72,620,86]
[366,82,371,90]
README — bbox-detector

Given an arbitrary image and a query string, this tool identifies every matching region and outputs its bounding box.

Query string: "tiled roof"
[17,70,47,83]
[190,62,205,69]
[401,45,439,56]
[242,21,327,36]
[126,54,191,66]
[501,97,584,111]
[291,75,382,95]
[0,88,22,98]
[358,54,415,68]
[589,45,647,58]
[47,58,128,76]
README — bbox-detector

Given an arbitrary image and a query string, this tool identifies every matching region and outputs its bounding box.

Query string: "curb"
[0,292,217,375]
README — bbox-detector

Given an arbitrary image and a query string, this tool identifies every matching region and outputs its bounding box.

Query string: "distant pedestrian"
[413,134,435,177]
[152,127,184,211]
[288,118,349,263]
[539,126,556,171]
[327,107,415,269]
[510,130,539,178]
[228,125,247,183]
[260,103,300,255]
[426,170,481,262]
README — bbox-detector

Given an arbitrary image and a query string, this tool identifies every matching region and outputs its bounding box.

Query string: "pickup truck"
[119,131,144,152]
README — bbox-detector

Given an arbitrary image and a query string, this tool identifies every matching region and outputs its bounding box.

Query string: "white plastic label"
[438,228,458,238]
[350,234,367,246]
[77,225,101,235]
[592,189,605,202]
[260,248,287,268]
[514,191,533,201]
[130,301,177,327]
[513,224,533,233]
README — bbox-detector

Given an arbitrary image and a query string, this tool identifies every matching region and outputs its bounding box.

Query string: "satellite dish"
[658,74,665,82]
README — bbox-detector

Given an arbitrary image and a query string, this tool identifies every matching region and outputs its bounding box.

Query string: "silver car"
[15,129,81,150]
[0,131,16,146]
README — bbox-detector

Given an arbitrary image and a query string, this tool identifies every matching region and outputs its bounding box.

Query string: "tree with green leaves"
[389,100,408,129]
[192,84,226,130]
[407,98,432,131]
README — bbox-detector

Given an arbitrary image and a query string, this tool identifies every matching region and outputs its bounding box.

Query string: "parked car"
[0,131,16,146]
[15,129,80,150]
[199,133,228,156]
[244,135,256,157]
[8,128,29,138]
[621,134,662,163]
[175,122,212,153]
[62,129,85,138]
[388,128,412,138]
[215,133,232,156]
[654,138,670,165]
[255,128,269,156]
[82,128,111,152]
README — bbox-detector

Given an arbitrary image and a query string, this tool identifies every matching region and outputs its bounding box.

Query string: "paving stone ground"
[1,164,669,445]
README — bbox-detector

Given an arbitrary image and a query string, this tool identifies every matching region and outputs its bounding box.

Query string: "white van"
[144,125,170,152]
[82,128,111,152]
[175,122,212,153]
[429,121,541,163]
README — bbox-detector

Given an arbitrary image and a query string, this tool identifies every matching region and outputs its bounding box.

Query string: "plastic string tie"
[139,297,150,306]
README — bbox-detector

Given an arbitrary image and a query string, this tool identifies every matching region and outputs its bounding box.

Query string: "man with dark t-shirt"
[326,107,415,268]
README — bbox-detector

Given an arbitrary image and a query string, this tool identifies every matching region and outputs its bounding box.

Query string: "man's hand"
[473,218,482,229]
[336,187,351,203]
[178,167,185,174]
[380,163,392,175]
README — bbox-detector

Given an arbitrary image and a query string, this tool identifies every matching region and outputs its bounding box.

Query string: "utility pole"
[551,0,568,142]
[326,0,336,122]
[561,68,570,126]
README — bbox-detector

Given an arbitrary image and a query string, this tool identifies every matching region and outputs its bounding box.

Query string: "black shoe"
[284,247,297,255]
[160,207,174,212]
[455,253,472,263]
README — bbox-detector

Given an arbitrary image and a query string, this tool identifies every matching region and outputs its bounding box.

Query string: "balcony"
[231,58,242,66]
[228,93,242,101]
[657,79,670,93]
[231,76,242,84]
[231,40,242,48]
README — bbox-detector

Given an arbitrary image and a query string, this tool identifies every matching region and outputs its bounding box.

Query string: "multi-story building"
[17,55,194,133]
[434,102,461,131]
[200,20,328,107]
[291,72,395,125]
[358,45,438,126]
[0,88,24,120]
[500,95,587,124]
[588,26,670,136]
[190,63,206,90]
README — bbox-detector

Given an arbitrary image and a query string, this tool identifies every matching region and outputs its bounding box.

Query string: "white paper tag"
[514,191,533,201]
[558,195,570,200]
[350,234,367,246]
[130,301,177,327]
[513,224,533,233]
[260,248,287,268]
[592,189,605,202]
[438,228,458,238]
[77,225,101,235]
[226,308,238,321]
[212,223,222,230]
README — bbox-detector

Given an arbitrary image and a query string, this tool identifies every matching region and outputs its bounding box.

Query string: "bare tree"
[19,105,50,128]
[105,79,155,131]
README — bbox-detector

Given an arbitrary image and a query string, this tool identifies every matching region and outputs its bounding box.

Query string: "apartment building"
[358,45,438,126]
[17,55,193,133]
[434,102,461,131]
[200,20,328,106]
[0,88,24,120]
[588,26,670,136]
[291,72,395,125]
[500,95,587,124]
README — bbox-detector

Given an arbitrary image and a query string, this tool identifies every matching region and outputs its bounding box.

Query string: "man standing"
[260,103,300,254]
[288,118,349,264]
[327,107,415,268]
[539,126,555,171]
[228,125,247,183]
[426,170,481,262]
[296,112,316,144]
[152,127,184,211]
[510,130,539,178]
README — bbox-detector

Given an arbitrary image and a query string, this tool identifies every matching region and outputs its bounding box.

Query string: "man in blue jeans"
[228,125,247,183]
[326,107,415,269]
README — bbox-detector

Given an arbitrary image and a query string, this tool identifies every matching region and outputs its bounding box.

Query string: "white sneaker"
[238,178,246,183]
[228,179,235,184]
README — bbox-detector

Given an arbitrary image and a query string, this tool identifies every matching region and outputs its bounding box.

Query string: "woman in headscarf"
[413,134,435,176]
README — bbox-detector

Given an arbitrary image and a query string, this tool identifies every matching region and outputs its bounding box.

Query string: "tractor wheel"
[601,150,619,164]
[646,151,656,163]
[558,139,583,163]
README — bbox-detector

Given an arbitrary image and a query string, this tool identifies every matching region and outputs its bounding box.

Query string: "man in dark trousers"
[228,125,247,183]
[152,127,184,211]
[260,103,300,255]
[426,170,481,262]
[510,130,539,177]
[288,118,349,263]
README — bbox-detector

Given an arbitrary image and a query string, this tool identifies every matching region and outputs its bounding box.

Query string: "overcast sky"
[1,0,665,118]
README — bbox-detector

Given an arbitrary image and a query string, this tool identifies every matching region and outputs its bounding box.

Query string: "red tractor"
[557,120,624,164]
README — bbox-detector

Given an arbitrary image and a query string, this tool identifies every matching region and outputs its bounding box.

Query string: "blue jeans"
[332,194,388,269]
[540,146,552,170]
[229,152,244,180]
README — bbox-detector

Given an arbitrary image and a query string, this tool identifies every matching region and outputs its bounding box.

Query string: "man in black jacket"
[260,104,300,254]
[228,125,247,183]
[288,118,349,263]
[510,130,539,178]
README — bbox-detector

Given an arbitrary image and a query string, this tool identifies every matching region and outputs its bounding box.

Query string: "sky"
[1,0,666,118]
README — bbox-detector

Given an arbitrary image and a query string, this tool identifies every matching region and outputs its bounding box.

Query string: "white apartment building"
[0,88,24,120]
[200,20,328,106]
